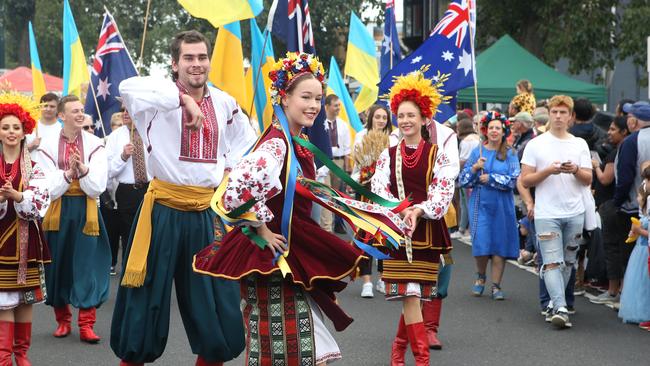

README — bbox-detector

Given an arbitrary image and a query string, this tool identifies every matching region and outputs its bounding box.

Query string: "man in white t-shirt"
[520,95,592,329]
[26,92,61,154]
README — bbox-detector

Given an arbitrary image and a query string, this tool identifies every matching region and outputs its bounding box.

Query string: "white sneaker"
[589,292,619,305]
[376,279,386,294]
[449,231,462,239]
[361,282,374,298]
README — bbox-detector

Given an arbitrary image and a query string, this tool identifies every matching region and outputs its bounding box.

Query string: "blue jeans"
[535,214,584,310]
[539,267,575,310]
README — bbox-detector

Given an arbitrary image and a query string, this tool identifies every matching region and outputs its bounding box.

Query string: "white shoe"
[375,279,386,294]
[449,231,462,239]
[361,282,374,298]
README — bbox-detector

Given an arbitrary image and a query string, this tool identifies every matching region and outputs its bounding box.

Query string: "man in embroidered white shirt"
[111,30,254,366]
[321,94,351,232]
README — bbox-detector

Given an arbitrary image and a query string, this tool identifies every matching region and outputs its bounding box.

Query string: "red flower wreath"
[390,89,434,120]
[0,103,37,135]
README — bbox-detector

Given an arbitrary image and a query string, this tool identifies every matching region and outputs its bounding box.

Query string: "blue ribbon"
[352,239,391,260]
[272,105,302,264]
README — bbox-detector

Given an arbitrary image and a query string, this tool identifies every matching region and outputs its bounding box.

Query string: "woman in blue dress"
[459,111,520,300]
[618,182,650,328]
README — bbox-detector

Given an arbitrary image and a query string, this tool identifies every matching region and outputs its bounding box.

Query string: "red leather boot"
[53,305,72,337]
[195,356,223,366]
[13,322,32,366]
[0,321,14,366]
[405,322,430,366]
[78,308,101,343]
[120,361,144,366]
[390,314,408,366]
[422,298,443,349]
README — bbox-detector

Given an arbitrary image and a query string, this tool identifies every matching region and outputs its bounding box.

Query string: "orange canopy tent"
[0,66,63,93]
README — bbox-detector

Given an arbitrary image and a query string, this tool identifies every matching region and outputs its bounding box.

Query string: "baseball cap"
[510,111,533,123]
[622,101,650,121]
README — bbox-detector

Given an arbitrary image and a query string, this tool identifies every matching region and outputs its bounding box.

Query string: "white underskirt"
[307,295,342,364]
[0,291,21,310]
[385,282,433,301]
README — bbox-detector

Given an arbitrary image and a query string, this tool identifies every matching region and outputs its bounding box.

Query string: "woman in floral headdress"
[459,111,520,300]
[370,70,456,366]
[0,93,50,365]
[194,52,381,366]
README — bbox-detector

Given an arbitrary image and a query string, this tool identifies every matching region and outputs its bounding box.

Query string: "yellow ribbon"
[121,178,214,288]
[42,180,99,236]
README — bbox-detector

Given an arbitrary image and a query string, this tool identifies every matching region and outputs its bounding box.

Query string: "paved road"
[29,240,649,365]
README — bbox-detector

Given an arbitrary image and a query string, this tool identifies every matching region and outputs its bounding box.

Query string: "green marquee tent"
[457,35,606,104]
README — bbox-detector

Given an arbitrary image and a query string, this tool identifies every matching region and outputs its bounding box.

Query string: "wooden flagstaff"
[131,0,152,140]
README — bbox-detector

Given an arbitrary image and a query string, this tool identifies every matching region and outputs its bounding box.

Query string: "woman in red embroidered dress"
[370,71,455,366]
[194,53,367,366]
[0,93,51,366]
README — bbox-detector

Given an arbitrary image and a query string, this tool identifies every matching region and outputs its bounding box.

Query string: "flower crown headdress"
[387,66,450,120]
[268,52,326,105]
[480,111,511,139]
[0,92,40,135]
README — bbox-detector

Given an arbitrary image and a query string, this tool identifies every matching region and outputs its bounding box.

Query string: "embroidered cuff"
[78,167,89,179]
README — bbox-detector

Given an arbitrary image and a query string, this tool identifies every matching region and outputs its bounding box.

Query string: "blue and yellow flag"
[28,21,46,102]
[327,56,363,141]
[178,0,263,28]
[344,12,379,114]
[62,0,89,97]
[209,22,248,113]
[250,19,275,133]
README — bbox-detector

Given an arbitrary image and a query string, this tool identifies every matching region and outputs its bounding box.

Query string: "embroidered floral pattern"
[371,149,399,201]
[14,164,50,220]
[223,138,286,222]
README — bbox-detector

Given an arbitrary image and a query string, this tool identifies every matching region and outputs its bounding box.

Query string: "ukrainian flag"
[209,22,248,113]
[250,19,275,133]
[62,0,89,97]
[28,21,46,102]
[327,56,363,141]
[344,12,379,114]
[178,0,263,28]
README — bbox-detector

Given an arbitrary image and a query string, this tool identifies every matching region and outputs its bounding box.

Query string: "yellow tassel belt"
[42,180,99,236]
[121,178,214,288]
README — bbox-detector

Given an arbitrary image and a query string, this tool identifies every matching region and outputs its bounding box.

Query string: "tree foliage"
[3,0,382,78]
[618,0,650,69]
[476,0,619,75]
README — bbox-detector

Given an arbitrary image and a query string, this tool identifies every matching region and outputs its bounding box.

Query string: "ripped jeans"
[535,214,584,310]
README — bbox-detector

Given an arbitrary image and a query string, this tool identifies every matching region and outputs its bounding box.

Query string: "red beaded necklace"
[400,139,425,169]
[1,154,20,184]
[294,135,314,159]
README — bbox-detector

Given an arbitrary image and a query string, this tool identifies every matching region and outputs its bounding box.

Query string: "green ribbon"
[292,136,401,208]
[242,226,267,249]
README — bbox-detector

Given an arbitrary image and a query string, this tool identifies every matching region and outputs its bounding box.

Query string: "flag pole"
[137,0,152,74]
[249,29,271,122]
[87,77,108,138]
[467,3,479,116]
[133,0,151,141]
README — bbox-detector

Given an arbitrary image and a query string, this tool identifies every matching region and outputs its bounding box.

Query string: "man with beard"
[110,30,255,366]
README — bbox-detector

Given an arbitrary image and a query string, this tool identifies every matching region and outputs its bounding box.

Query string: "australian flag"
[267,0,316,54]
[84,11,137,136]
[267,0,332,164]
[379,0,476,123]
[380,0,401,80]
